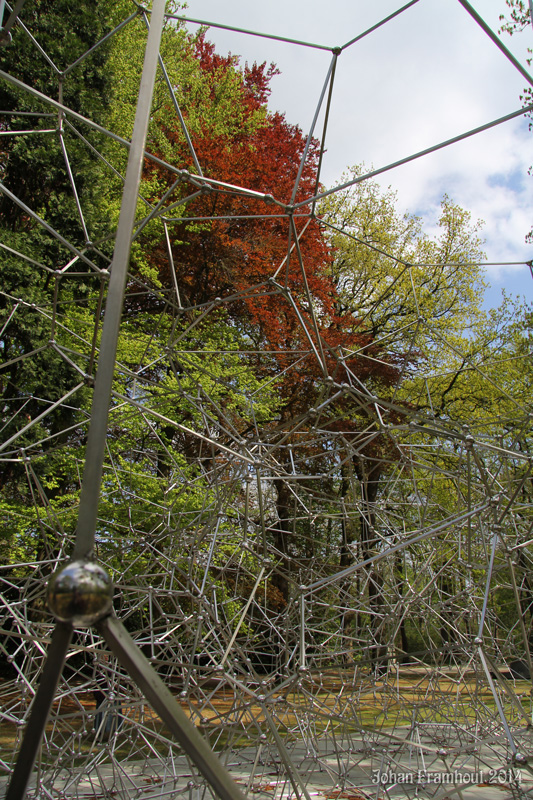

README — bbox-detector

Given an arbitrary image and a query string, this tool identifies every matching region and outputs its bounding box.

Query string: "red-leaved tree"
[140,37,401,626]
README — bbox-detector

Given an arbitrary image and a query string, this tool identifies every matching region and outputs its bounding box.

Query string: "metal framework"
[0,1,532,799]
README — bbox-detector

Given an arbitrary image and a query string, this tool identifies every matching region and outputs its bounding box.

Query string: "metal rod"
[220,567,265,666]
[0,182,101,272]
[300,593,306,669]
[5,622,74,800]
[0,0,26,41]
[0,110,55,116]
[133,187,204,238]
[478,647,518,755]
[111,388,256,465]
[63,12,139,76]
[290,53,336,205]
[0,71,184,177]
[168,12,333,51]
[141,9,204,178]
[97,616,247,800]
[341,0,420,50]
[289,215,328,376]
[9,12,60,72]
[457,0,533,87]
[294,102,533,209]
[306,502,489,593]
[59,130,90,243]
[476,530,498,641]
[0,382,84,454]
[72,0,166,560]
[0,128,56,135]
[0,241,50,269]
[260,702,313,800]
[163,221,182,306]
[312,54,338,210]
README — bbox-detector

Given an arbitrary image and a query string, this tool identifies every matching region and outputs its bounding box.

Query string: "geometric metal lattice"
[1,2,533,799]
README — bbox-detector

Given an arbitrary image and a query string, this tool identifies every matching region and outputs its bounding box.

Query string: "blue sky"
[182,0,532,309]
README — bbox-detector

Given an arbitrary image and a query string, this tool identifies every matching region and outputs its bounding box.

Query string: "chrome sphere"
[47,560,113,626]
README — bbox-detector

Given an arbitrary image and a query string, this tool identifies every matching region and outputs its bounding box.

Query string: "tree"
[128,45,398,625]
[318,170,488,668]
[405,296,533,662]
[0,0,119,569]
[0,5,290,681]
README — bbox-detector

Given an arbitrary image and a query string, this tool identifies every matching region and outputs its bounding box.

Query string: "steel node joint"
[47,559,114,627]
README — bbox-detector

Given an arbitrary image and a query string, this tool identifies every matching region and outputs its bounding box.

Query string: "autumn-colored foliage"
[142,34,396,416]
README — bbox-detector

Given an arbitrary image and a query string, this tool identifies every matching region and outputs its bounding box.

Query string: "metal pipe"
[98,616,247,800]
[72,0,167,559]
[5,623,74,800]
[294,102,533,209]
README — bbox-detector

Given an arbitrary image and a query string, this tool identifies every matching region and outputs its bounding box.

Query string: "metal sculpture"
[0,2,532,799]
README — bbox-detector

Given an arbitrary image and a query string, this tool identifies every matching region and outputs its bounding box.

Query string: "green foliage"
[499,0,532,35]
[0,0,114,239]
[0,0,282,618]
[99,4,270,265]
[321,167,487,355]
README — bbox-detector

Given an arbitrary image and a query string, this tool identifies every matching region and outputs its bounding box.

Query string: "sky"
[179,0,533,310]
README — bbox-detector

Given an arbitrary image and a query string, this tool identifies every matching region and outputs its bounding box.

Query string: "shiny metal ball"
[47,560,113,626]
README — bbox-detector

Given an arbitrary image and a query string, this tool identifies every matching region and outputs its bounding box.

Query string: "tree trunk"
[272,477,292,604]
[355,458,387,674]
[395,551,409,662]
